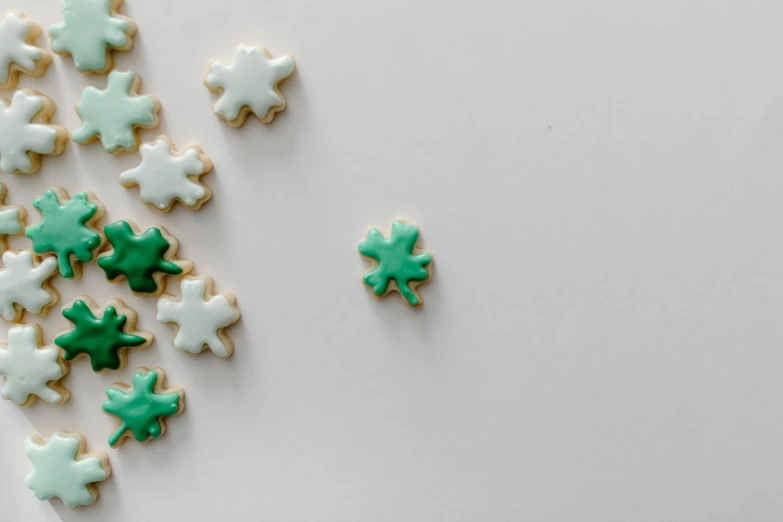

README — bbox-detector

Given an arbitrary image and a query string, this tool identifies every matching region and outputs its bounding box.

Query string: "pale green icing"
[72,70,157,152]
[49,0,130,72]
[0,207,20,235]
[24,433,108,509]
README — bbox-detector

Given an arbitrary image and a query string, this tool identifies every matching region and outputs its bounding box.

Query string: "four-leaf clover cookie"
[72,70,160,153]
[55,296,152,373]
[0,323,69,406]
[25,187,105,279]
[102,367,184,447]
[0,10,51,90]
[0,249,59,322]
[25,432,110,509]
[359,219,433,307]
[120,136,213,212]
[98,220,192,296]
[0,182,26,251]
[49,0,136,74]
[157,275,240,358]
[0,90,67,174]
[205,44,296,126]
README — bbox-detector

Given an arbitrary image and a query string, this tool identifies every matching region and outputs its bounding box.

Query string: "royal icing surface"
[102,368,183,447]
[72,70,158,153]
[0,90,61,174]
[359,220,433,307]
[0,324,66,404]
[98,221,185,294]
[120,138,211,211]
[26,189,103,278]
[49,0,133,72]
[0,11,48,88]
[0,182,24,244]
[25,433,109,509]
[56,299,148,372]
[0,250,58,320]
[0,206,21,236]
[205,44,295,124]
[157,277,239,358]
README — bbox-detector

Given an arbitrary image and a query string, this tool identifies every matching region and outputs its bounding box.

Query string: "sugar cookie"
[0,10,51,90]
[25,432,110,509]
[204,44,295,127]
[120,136,213,212]
[49,0,136,74]
[0,90,67,174]
[55,296,152,373]
[358,219,433,307]
[98,220,192,296]
[0,182,26,250]
[72,70,159,153]
[157,275,240,358]
[0,323,69,406]
[0,249,59,321]
[25,187,105,279]
[102,367,184,448]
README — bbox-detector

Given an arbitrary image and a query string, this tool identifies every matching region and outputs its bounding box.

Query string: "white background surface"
[2,0,783,520]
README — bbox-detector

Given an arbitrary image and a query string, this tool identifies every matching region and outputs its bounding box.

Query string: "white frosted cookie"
[0,249,59,322]
[120,136,213,212]
[204,44,295,127]
[0,11,51,90]
[0,323,69,406]
[0,90,67,174]
[157,275,240,358]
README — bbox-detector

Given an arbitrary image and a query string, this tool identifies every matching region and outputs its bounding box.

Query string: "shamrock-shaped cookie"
[120,137,213,212]
[49,0,136,74]
[157,276,240,358]
[55,296,152,373]
[358,219,433,307]
[204,44,296,126]
[98,220,192,296]
[0,10,51,90]
[0,249,59,322]
[25,432,110,509]
[72,70,159,153]
[0,182,25,251]
[102,367,184,447]
[0,323,69,406]
[25,188,105,279]
[0,90,67,174]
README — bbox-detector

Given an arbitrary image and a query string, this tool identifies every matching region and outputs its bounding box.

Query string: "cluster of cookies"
[0,0,436,511]
[0,0,265,510]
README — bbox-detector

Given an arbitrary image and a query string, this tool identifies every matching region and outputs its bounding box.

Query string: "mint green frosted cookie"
[72,70,159,153]
[25,432,110,508]
[49,0,136,74]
